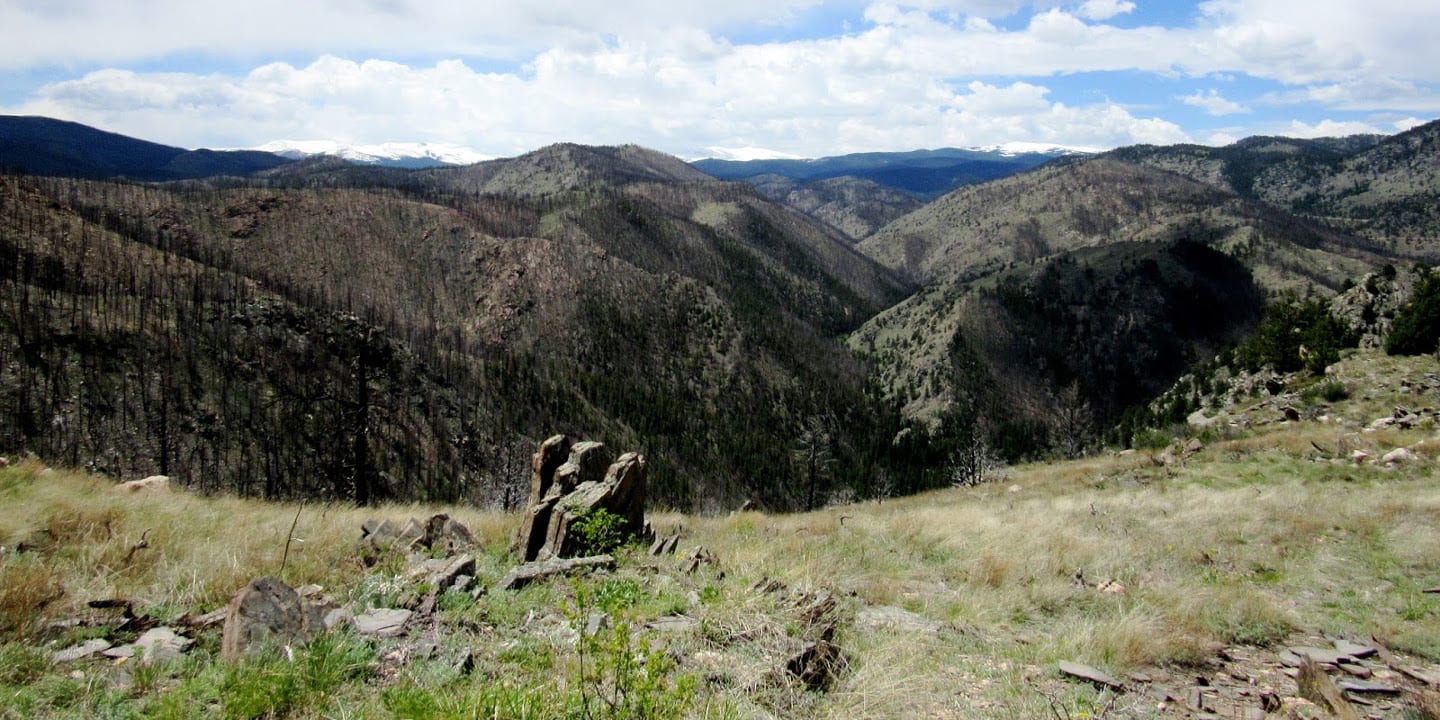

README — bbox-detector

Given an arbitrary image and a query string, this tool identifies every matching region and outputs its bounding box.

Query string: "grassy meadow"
[2,350,1439,718]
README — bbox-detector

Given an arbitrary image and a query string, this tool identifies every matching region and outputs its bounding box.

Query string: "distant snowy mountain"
[253,140,492,168]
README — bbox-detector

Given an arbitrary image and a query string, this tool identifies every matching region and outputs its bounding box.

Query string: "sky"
[1,0,1437,160]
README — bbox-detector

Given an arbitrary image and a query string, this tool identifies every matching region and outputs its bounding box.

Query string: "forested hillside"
[0,144,926,511]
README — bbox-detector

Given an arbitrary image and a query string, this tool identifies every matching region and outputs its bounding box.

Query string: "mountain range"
[1,114,1437,510]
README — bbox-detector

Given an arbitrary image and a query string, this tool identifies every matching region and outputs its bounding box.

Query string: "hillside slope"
[0,143,917,510]
[1110,119,1440,253]
[0,115,292,180]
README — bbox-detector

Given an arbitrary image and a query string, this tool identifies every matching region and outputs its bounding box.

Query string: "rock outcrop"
[517,436,647,561]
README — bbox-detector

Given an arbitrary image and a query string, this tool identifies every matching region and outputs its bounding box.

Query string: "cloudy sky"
[2,0,1436,160]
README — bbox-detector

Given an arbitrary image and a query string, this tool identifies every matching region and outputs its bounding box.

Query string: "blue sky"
[1,0,1436,159]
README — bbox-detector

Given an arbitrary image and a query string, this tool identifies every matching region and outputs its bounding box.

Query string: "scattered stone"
[645,615,700,633]
[1296,660,1361,720]
[683,545,718,574]
[1336,660,1372,679]
[351,608,413,637]
[52,638,112,663]
[1350,450,1370,464]
[1276,697,1327,719]
[1058,661,1125,691]
[1287,646,1353,666]
[130,627,193,665]
[221,576,316,661]
[425,554,477,594]
[649,532,681,556]
[115,475,169,493]
[855,605,943,634]
[1337,679,1400,694]
[1382,447,1419,464]
[1331,639,1377,659]
[498,554,616,591]
[421,514,476,554]
[295,584,324,598]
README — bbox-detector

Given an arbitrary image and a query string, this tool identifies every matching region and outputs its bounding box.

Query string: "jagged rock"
[498,554,616,590]
[649,532,681,556]
[52,638,112,663]
[1058,660,1125,691]
[421,514,475,554]
[683,545,717,574]
[115,475,169,493]
[361,519,401,550]
[351,608,412,637]
[363,514,475,555]
[221,577,316,661]
[517,439,645,561]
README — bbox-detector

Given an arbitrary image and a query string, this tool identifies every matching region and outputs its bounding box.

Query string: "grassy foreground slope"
[2,349,1440,719]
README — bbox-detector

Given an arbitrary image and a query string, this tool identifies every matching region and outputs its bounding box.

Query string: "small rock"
[130,627,192,665]
[1350,450,1370,464]
[52,639,112,663]
[1058,660,1124,691]
[351,608,412,637]
[115,475,169,493]
[1097,579,1126,594]
[1381,448,1418,464]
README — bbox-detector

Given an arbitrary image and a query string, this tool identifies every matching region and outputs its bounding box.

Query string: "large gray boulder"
[220,576,323,661]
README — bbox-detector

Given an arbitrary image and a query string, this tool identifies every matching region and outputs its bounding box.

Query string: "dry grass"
[1,351,1438,717]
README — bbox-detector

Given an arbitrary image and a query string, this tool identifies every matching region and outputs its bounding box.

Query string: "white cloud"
[1,1,1434,156]
[5,53,1189,157]
[1280,118,1388,138]
[1075,0,1135,21]
[1181,89,1249,116]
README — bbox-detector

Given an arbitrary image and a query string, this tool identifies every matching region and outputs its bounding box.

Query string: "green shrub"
[571,508,632,556]
[1238,297,1357,375]
[1386,271,1440,356]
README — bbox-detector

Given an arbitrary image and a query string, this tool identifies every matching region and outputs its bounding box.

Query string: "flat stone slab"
[856,605,943,634]
[103,627,193,664]
[1286,646,1352,665]
[1331,640,1377,659]
[1337,679,1400,694]
[1059,661,1125,691]
[352,608,412,637]
[52,639,112,663]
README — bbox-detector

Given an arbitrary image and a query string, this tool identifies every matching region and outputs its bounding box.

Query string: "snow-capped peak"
[972,141,1101,157]
[253,140,492,168]
[701,146,807,162]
